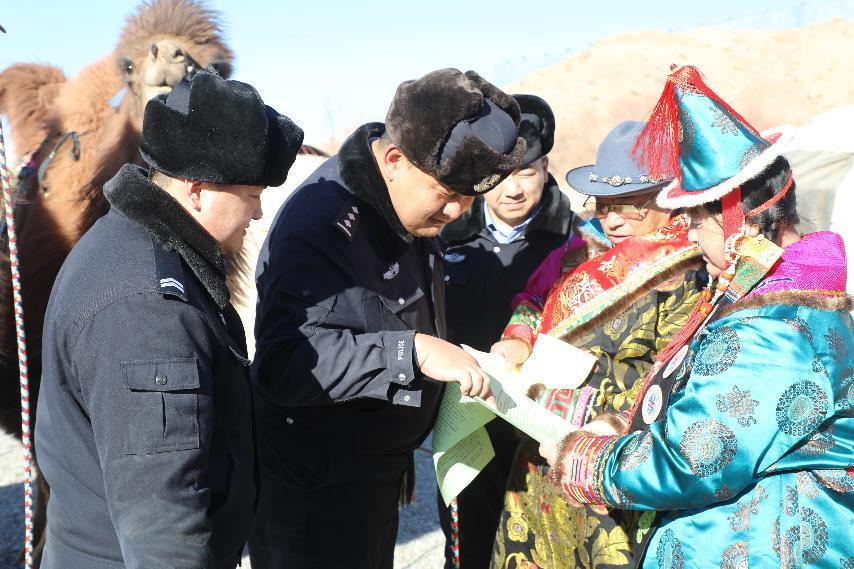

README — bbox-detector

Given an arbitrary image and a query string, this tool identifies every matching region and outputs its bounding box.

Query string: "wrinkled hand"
[415,334,492,400]
[489,338,531,368]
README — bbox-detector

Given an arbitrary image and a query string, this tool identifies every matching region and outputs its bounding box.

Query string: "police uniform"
[35,71,303,569]
[36,165,257,568]
[249,69,526,569]
[249,124,446,568]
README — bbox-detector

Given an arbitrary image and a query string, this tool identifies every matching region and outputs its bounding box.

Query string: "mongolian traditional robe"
[492,215,703,568]
[559,231,853,568]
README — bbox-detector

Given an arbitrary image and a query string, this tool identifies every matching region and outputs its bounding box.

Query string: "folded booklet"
[432,345,587,506]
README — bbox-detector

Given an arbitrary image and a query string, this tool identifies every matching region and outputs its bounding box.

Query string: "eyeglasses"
[584,196,654,221]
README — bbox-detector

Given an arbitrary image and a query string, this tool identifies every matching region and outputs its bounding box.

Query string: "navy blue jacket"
[252,123,445,466]
[36,165,256,569]
[440,175,572,351]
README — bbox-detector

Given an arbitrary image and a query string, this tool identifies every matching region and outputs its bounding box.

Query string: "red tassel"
[632,70,680,179]
[633,65,764,179]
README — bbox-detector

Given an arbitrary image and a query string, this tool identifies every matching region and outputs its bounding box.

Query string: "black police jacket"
[252,123,445,468]
[35,164,256,569]
[440,175,573,350]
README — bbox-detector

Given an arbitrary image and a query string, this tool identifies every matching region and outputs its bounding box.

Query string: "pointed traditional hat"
[634,65,792,210]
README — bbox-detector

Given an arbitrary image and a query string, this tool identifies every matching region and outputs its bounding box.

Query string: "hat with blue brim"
[565,120,670,197]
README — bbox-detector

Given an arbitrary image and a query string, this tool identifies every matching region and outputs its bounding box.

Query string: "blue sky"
[1,0,849,145]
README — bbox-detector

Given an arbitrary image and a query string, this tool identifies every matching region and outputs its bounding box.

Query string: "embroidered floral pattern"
[655,528,685,569]
[715,385,758,427]
[604,313,629,340]
[715,484,734,501]
[780,525,802,568]
[710,105,740,135]
[680,419,737,478]
[799,507,829,563]
[608,482,636,507]
[678,106,695,150]
[618,430,653,470]
[797,471,819,499]
[739,145,761,170]
[506,510,529,543]
[694,327,740,376]
[728,485,767,531]
[825,327,847,363]
[782,486,800,518]
[720,541,748,569]
[813,469,854,493]
[784,317,814,346]
[838,368,854,411]
[797,424,835,456]
[776,381,829,437]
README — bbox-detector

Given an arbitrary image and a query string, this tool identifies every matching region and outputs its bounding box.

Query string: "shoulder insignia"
[334,203,361,240]
[151,238,188,302]
[383,262,400,281]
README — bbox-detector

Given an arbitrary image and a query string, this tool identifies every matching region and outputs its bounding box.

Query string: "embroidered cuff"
[558,432,619,506]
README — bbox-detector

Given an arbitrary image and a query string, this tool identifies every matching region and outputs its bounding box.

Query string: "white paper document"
[432,345,580,505]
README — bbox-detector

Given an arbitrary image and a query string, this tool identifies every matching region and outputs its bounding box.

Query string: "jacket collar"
[440,173,572,244]
[337,123,412,260]
[104,163,230,309]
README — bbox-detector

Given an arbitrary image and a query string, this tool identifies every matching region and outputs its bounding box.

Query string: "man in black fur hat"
[437,94,573,568]
[35,70,303,569]
[248,68,525,569]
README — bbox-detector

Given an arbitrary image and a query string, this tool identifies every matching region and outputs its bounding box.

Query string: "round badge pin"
[663,344,690,379]
[642,384,663,424]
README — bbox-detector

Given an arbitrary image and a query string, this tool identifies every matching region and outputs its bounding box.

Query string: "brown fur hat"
[385,68,526,195]
[140,70,303,186]
[514,94,555,165]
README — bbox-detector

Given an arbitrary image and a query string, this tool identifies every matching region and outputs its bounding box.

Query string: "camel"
[0,0,233,561]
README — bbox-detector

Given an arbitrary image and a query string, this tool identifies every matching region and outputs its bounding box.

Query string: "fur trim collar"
[337,123,412,260]
[440,173,571,244]
[104,164,230,308]
[715,291,852,319]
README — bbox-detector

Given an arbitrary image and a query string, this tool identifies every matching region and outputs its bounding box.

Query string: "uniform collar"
[103,164,230,308]
[440,173,572,244]
[337,123,413,260]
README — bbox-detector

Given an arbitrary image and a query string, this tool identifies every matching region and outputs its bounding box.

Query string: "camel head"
[114,0,233,119]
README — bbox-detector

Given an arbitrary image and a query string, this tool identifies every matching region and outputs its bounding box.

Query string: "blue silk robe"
[599,301,853,568]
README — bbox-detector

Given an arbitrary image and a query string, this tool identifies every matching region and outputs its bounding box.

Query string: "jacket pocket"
[120,358,201,454]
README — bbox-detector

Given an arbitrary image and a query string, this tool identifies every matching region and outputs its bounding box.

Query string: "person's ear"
[381,144,408,183]
[187,180,204,212]
[541,155,549,173]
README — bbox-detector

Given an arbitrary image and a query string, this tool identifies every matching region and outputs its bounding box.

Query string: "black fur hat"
[385,68,526,195]
[514,94,555,165]
[140,70,304,187]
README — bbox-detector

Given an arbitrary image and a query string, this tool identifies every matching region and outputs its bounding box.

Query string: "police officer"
[248,68,525,569]
[437,94,573,568]
[35,70,303,568]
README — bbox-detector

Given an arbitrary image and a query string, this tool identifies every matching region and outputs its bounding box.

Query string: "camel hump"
[0,63,66,156]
